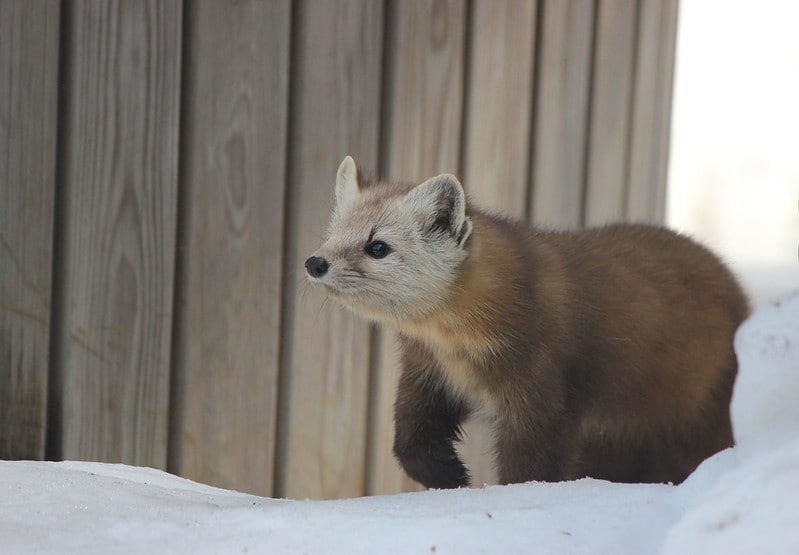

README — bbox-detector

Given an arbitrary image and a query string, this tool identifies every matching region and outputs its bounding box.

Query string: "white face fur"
[306,156,473,323]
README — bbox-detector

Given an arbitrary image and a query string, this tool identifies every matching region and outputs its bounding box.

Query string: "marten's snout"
[305,256,329,278]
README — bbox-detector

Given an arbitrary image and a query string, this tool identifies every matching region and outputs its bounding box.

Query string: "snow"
[2,290,798,554]
[730,290,799,459]
[662,441,799,555]
[0,462,682,554]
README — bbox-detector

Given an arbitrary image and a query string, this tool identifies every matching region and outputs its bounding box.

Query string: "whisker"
[316,296,331,320]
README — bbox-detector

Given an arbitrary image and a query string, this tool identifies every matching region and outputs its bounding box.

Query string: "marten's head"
[305,156,473,322]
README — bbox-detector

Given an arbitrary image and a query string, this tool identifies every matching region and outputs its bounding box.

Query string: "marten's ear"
[405,173,472,247]
[335,156,360,209]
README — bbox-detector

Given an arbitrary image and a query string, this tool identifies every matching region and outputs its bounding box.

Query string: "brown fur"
[393,212,748,487]
[307,161,750,488]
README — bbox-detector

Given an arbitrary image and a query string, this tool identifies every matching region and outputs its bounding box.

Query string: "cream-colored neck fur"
[397,215,513,362]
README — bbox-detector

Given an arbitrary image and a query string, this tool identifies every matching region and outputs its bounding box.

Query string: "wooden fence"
[0,0,678,499]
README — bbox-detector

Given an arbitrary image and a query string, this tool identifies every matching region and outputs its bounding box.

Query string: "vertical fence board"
[531,0,596,228]
[458,0,538,487]
[382,0,466,178]
[278,0,384,500]
[462,0,537,214]
[171,0,290,496]
[368,0,467,496]
[54,1,181,468]
[626,0,678,223]
[0,0,59,460]
[584,0,638,226]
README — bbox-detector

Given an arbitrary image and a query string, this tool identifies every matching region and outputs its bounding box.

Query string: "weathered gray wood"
[368,0,467,496]
[170,0,290,496]
[381,0,466,179]
[458,0,538,488]
[0,0,59,460]
[462,0,537,215]
[626,0,678,223]
[531,0,596,228]
[584,0,639,226]
[278,0,384,500]
[53,0,181,468]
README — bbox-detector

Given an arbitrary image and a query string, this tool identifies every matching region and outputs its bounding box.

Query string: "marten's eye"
[365,240,390,259]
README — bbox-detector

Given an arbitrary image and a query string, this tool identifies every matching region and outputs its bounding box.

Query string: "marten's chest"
[399,317,501,408]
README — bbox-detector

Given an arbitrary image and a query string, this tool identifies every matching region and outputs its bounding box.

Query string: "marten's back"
[535,223,749,482]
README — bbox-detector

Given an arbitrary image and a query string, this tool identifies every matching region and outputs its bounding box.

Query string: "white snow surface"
[2,291,798,554]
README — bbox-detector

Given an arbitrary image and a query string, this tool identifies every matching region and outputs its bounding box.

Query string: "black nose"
[305,256,329,278]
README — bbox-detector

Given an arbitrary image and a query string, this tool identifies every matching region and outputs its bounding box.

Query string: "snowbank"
[0,461,683,554]
[731,290,799,458]
[662,440,799,555]
[2,291,797,554]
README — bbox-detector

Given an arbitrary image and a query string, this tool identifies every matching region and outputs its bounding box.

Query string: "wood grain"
[0,0,59,460]
[531,0,596,228]
[458,0,538,487]
[170,0,290,496]
[368,0,467,496]
[277,0,384,500]
[53,0,181,468]
[626,0,678,223]
[584,0,639,226]
[462,0,537,215]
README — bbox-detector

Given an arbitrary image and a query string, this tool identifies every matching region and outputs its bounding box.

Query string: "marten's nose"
[305,256,329,278]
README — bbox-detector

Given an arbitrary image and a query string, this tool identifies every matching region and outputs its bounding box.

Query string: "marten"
[305,156,750,488]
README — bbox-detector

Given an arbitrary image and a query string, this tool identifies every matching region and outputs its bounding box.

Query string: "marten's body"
[306,157,750,488]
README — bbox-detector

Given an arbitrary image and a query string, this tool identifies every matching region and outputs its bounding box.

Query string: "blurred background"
[667,0,799,304]
[1,0,795,500]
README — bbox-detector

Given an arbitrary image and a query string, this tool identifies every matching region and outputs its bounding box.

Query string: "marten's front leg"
[494,419,563,484]
[493,360,568,485]
[392,337,469,489]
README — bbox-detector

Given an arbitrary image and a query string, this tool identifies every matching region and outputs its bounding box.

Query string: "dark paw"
[394,440,470,489]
